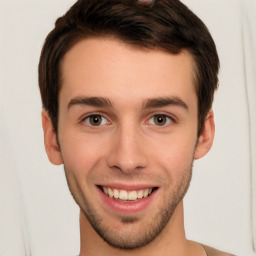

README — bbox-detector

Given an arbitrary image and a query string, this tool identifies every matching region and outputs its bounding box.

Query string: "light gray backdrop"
[0,0,255,255]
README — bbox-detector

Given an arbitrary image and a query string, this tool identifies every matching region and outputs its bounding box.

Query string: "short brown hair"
[38,0,219,135]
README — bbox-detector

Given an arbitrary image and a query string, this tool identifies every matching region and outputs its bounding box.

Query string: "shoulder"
[201,244,236,256]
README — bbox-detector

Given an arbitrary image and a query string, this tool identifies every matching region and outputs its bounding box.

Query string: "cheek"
[59,133,106,176]
[152,134,196,175]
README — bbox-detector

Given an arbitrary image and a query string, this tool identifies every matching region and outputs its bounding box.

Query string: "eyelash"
[147,114,175,127]
[81,113,176,128]
[82,114,110,127]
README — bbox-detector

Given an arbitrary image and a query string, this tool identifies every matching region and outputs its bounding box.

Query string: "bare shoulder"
[201,243,236,256]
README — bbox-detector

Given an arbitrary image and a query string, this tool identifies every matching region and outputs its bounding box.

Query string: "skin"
[42,37,215,256]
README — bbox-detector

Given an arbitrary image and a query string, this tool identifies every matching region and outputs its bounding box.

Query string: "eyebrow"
[67,96,188,111]
[143,97,189,110]
[68,96,113,109]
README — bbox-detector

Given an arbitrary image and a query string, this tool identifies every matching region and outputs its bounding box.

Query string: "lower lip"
[97,187,158,214]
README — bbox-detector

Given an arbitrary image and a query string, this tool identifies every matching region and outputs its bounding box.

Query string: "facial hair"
[63,162,193,250]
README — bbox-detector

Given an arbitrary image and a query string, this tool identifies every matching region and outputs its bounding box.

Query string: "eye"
[148,114,172,126]
[83,114,109,126]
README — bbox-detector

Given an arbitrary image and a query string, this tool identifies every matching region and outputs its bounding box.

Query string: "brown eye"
[148,114,172,126]
[84,115,108,126]
[154,115,167,126]
[89,115,101,126]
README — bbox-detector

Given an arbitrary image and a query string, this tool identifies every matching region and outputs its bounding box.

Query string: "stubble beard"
[64,163,193,250]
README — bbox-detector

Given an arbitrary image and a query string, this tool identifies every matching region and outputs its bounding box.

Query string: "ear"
[194,110,215,160]
[41,110,63,165]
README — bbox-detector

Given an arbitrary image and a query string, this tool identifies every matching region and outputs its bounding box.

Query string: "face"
[43,37,214,250]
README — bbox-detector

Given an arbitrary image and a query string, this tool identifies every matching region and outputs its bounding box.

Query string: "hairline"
[56,34,201,134]
[58,34,200,107]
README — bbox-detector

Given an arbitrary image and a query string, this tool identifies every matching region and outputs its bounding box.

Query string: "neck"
[79,202,205,256]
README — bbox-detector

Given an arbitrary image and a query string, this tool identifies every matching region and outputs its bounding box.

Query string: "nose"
[107,125,148,174]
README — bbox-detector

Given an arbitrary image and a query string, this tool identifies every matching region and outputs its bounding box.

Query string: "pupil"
[154,115,166,125]
[90,115,101,125]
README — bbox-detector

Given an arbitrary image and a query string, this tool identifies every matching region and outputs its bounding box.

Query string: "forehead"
[59,37,197,107]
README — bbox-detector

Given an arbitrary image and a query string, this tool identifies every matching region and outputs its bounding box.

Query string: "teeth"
[119,190,128,200]
[102,187,154,201]
[113,189,119,199]
[137,190,143,199]
[143,188,149,198]
[108,188,114,198]
[103,187,108,194]
[128,191,137,201]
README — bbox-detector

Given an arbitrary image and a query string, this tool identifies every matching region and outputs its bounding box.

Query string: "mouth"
[97,185,159,214]
[98,186,157,202]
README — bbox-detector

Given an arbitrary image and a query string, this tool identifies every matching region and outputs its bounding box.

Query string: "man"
[38,0,235,255]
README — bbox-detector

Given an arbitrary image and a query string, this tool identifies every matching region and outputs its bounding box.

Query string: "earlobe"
[194,110,215,160]
[41,110,63,165]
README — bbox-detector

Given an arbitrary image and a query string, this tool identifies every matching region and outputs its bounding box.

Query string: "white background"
[0,0,255,255]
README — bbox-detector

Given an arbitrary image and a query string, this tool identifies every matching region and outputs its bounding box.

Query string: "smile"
[100,186,154,202]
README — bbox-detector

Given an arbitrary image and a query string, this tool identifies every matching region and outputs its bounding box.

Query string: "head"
[39,0,219,136]
[39,0,219,252]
